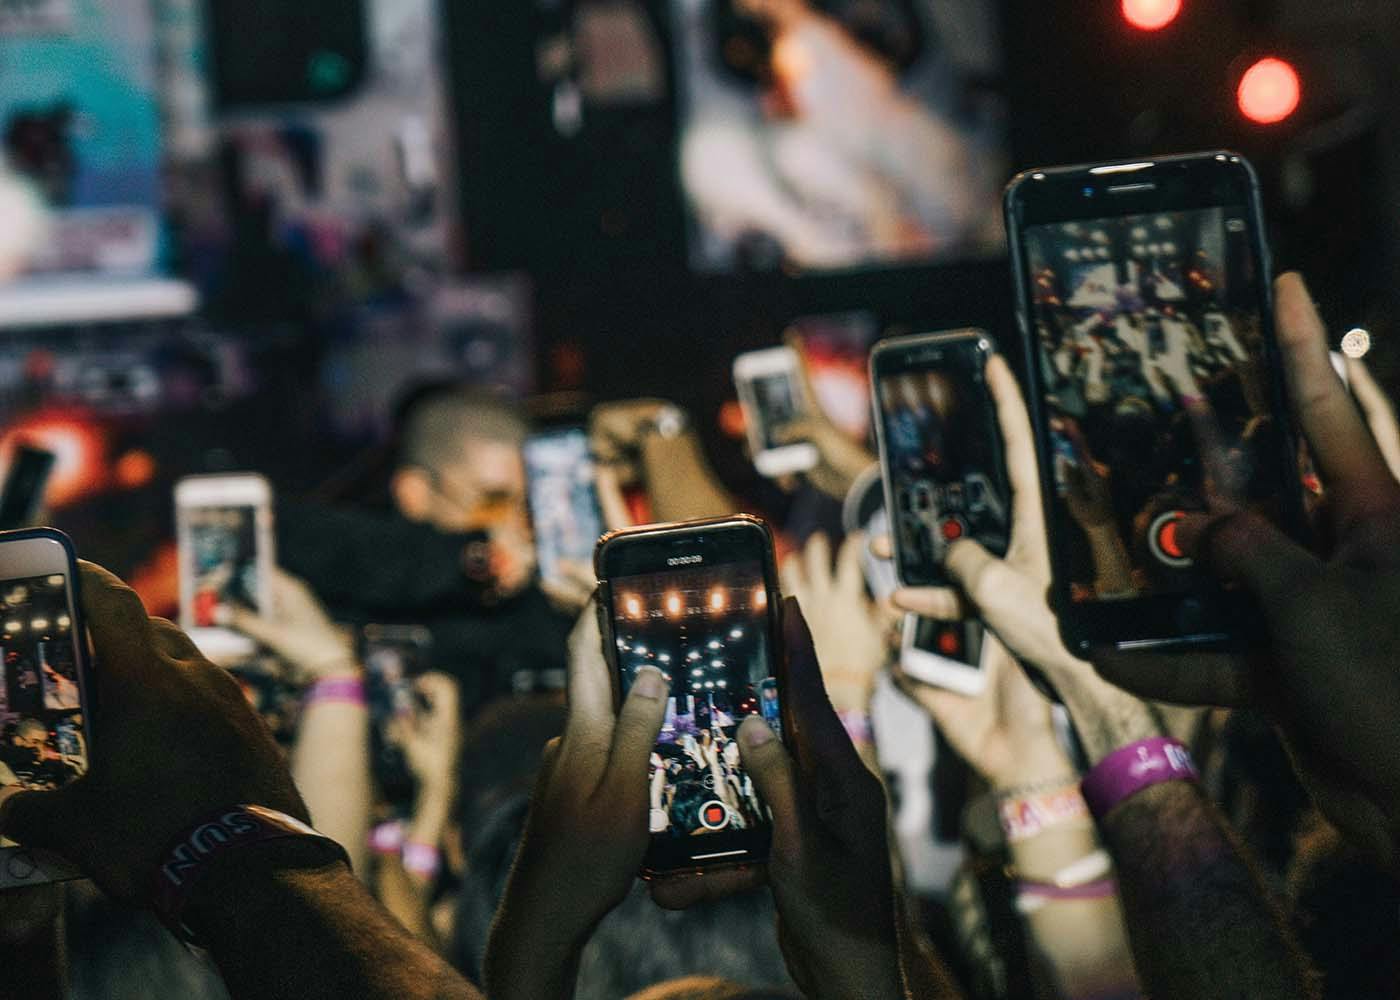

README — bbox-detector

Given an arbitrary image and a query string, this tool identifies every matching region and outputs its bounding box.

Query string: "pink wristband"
[836,710,872,745]
[1080,737,1199,820]
[305,676,366,708]
[369,820,405,856]
[153,805,350,942]
[1017,876,1118,902]
[997,784,1090,843]
[401,840,441,879]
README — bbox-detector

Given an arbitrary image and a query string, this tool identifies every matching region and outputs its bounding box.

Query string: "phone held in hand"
[595,515,785,877]
[361,624,433,809]
[175,474,275,661]
[0,445,56,532]
[0,528,92,889]
[900,614,988,696]
[870,331,1011,588]
[733,347,819,478]
[1004,151,1305,655]
[523,426,605,591]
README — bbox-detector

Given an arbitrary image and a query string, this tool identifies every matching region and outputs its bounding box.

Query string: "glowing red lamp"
[1238,57,1301,125]
[1122,0,1181,31]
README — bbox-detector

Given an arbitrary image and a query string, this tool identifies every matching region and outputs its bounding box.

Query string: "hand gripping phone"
[1005,151,1303,654]
[733,347,819,478]
[595,515,785,876]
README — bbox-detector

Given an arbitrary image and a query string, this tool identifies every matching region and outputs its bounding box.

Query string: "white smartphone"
[0,529,91,889]
[176,474,274,661]
[900,613,987,696]
[733,347,819,478]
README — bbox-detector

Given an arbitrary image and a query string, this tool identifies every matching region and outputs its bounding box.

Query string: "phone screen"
[747,371,803,451]
[524,430,604,585]
[611,559,776,848]
[877,342,1009,586]
[1022,205,1281,603]
[187,505,260,626]
[910,616,984,668]
[363,627,432,807]
[0,574,86,810]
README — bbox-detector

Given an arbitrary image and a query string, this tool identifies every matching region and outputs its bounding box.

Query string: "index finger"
[78,561,155,682]
[1275,273,1400,528]
[985,356,1047,562]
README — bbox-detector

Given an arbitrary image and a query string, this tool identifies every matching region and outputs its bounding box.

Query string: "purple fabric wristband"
[1080,737,1199,820]
[305,676,366,708]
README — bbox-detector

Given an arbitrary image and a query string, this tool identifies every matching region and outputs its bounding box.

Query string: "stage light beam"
[1122,0,1181,31]
[1238,58,1301,125]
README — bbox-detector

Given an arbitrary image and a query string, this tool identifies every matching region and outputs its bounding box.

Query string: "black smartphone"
[0,528,93,889]
[870,331,1011,588]
[1005,151,1303,655]
[595,516,784,877]
[361,624,433,808]
[0,446,56,532]
[523,426,605,591]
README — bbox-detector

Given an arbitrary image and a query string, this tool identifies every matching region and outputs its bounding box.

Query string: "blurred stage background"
[0,0,1397,611]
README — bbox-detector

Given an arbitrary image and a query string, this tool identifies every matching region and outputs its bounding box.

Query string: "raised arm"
[894,353,1317,998]
[0,563,485,1000]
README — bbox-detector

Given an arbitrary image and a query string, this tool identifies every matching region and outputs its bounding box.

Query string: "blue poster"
[0,0,163,275]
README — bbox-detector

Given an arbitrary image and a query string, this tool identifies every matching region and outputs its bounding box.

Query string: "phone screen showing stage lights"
[0,574,87,850]
[1022,205,1287,603]
[612,560,777,848]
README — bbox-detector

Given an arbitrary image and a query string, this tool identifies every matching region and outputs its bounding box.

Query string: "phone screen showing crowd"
[1024,206,1284,603]
[612,560,776,846]
[0,574,86,847]
[878,354,1009,586]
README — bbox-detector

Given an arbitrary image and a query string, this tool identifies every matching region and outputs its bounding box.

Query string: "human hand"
[539,559,597,617]
[0,563,308,903]
[735,600,904,1000]
[227,568,357,682]
[780,532,890,717]
[777,332,878,501]
[891,356,1162,762]
[1093,274,1400,868]
[589,399,685,468]
[895,632,1071,792]
[387,673,461,800]
[484,604,670,997]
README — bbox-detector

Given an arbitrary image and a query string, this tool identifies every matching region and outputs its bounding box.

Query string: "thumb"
[736,716,800,848]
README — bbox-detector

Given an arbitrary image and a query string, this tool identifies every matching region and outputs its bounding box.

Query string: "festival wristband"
[1015,877,1118,915]
[997,784,1091,843]
[401,840,441,879]
[153,805,351,943]
[1080,737,1199,820]
[836,709,872,746]
[369,820,406,856]
[305,676,366,708]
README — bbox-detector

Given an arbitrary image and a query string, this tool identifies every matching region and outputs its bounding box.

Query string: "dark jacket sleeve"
[275,501,490,615]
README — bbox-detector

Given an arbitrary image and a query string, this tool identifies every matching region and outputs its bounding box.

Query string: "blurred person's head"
[390,385,529,535]
[15,717,48,752]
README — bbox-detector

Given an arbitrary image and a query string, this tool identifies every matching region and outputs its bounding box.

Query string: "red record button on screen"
[1148,510,1193,569]
[699,801,731,831]
[940,518,964,541]
[936,629,961,657]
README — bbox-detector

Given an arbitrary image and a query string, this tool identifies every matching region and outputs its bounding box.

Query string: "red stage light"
[1238,58,1301,125]
[1122,0,1181,31]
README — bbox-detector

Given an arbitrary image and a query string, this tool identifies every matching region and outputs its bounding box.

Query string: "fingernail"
[741,717,774,748]
[633,667,667,701]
